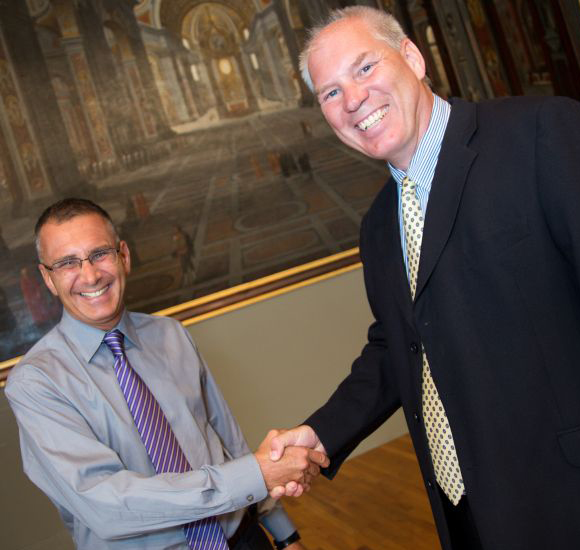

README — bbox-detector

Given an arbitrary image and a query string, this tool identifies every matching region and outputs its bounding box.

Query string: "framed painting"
[0,0,389,384]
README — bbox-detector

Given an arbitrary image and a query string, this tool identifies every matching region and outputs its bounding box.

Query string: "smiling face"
[309,17,434,170]
[38,213,130,331]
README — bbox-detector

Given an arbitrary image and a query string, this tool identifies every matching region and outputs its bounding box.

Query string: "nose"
[78,258,101,285]
[343,83,368,112]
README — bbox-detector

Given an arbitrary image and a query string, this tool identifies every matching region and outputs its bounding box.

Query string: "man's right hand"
[270,425,326,460]
[254,429,328,499]
[266,425,328,498]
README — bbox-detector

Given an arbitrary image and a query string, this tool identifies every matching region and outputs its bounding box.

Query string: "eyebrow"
[52,245,113,263]
[351,51,369,71]
[52,254,78,263]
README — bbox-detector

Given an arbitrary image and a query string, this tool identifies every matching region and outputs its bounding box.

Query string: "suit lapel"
[415,99,478,301]
[370,178,415,327]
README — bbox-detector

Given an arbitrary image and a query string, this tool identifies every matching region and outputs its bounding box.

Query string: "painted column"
[61,37,117,164]
[272,0,312,104]
[430,0,493,100]
[157,50,189,124]
[52,1,117,166]
[202,52,228,119]
[256,27,286,101]
[0,0,81,205]
[123,58,159,138]
[173,53,198,119]
[73,0,137,155]
[234,52,258,112]
[0,32,49,201]
[123,3,172,137]
[183,57,205,116]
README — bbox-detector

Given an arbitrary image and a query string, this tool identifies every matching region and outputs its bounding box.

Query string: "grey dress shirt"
[6,310,295,549]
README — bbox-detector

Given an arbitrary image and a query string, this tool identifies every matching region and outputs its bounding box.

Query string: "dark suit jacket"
[306,96,580,549]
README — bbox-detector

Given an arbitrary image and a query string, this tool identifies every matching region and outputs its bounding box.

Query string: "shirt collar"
[117,311,142,352]
[58,308,142,365]
[389,94,450,190]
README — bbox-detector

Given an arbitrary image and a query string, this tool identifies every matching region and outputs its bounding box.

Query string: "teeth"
[357,107,388,131]
[81,287,108,298]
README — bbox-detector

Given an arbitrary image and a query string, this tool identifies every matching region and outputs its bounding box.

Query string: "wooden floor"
[281,434,440,550]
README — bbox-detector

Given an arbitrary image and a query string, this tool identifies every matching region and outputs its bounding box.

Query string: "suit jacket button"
[426,480,434,489]
[410,342,419,354]
[413,412,420,423]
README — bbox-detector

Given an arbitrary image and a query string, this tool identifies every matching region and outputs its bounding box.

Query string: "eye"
[91,249,111,262]
[54,259,80,270]
[322,88,339,102]
[360,62,375,75]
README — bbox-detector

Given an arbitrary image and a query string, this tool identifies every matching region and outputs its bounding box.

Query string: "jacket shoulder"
[362,178,394,228]
[470,95,578,122]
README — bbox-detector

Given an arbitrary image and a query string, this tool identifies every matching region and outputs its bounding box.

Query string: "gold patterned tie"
[401,176,464,505]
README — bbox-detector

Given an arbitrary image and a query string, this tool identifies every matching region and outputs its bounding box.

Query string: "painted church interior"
[1,0,580,548]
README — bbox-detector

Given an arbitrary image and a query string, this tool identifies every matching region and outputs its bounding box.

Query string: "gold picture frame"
[0,1,389,374]
[0,247,361,388]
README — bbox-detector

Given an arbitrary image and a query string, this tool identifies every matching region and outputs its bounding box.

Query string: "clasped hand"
[254,426,328,498]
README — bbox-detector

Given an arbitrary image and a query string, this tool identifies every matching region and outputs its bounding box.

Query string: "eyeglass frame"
[41,245,122,274]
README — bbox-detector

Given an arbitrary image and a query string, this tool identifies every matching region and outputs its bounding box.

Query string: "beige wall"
[0,267,406,550]
[189,267,407,454]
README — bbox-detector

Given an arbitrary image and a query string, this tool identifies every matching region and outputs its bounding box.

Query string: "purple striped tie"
[104,329,229,550]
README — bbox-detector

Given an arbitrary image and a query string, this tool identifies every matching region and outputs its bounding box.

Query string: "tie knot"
[103,329,125,357]
[402,176,416,193]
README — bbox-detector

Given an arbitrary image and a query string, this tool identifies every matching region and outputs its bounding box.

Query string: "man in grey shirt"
[6,198,325,550]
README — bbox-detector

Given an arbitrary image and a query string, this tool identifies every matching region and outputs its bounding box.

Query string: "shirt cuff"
[259,501,296,541]
[220,453,268,510]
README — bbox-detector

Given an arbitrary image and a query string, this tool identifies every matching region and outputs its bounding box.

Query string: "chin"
[84,308,121,327]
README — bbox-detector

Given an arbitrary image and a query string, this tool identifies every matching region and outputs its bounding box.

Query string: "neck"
[391,86,435,171]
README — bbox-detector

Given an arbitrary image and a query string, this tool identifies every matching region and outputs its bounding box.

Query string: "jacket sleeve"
[534,96,580,278]
[305,213,402,477]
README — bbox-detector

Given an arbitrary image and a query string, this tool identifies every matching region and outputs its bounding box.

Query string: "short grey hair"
[299,6,408,92]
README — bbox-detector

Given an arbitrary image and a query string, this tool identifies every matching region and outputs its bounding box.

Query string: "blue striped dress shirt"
[389,94,451,279]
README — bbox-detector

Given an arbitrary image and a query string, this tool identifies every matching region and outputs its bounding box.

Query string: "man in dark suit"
[268,6,580,550]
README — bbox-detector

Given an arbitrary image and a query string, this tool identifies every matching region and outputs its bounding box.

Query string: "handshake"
[254,425,329,498]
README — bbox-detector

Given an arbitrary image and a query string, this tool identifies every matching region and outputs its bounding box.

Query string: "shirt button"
[246,495,254,502]
[410,342,419,354]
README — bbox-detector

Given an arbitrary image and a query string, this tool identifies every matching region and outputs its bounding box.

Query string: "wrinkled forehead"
[41,212,115,236]
[309,19,394,91]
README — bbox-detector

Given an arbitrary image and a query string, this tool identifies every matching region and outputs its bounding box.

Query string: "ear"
[38,264,58,296]
[119,240,131,276]
[400,38,426,81]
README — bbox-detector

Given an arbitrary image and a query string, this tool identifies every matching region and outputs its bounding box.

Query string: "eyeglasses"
[42,246,121,275]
